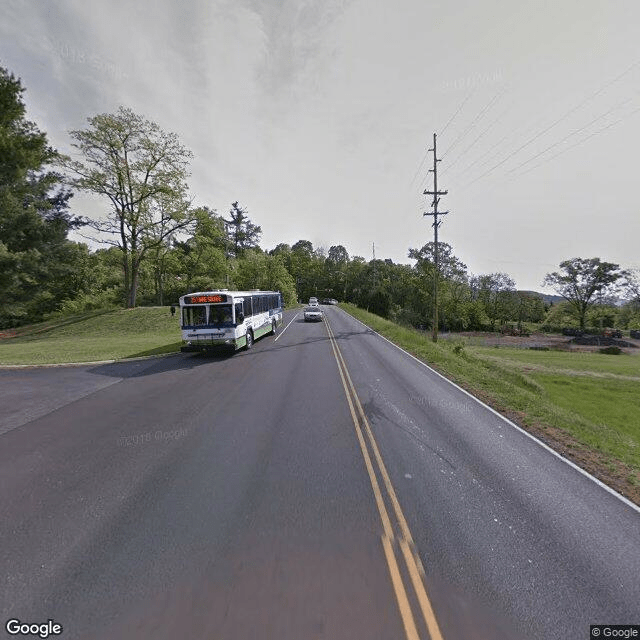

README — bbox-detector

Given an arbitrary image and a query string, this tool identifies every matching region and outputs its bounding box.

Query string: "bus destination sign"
[185,294,227,304]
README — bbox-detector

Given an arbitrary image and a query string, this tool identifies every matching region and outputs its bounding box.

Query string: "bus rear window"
[182,306,207,326]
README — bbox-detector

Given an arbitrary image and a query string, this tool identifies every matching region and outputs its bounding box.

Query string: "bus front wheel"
[245,330,254,350]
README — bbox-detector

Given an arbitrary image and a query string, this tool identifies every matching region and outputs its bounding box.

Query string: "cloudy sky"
[1,0,639,290]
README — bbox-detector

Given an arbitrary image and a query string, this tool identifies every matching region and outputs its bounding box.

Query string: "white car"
[308,297,319,306]
[304,306,323,322]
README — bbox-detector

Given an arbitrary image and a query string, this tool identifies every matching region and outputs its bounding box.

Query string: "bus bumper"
[181,338,241,352]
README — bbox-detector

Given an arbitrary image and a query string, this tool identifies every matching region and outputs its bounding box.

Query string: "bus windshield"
[182,305,207,326]
[208,304,233,326]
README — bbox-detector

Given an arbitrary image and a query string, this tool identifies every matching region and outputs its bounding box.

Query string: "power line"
[439,88,475,136]
[441,87,506,158]
[409,144,431,187]
[451,106,555,181]
[411,88,475,187]
[511,103,640,179]
[506,95,637,175]
[463,61,640,188]
[444,104,512,173]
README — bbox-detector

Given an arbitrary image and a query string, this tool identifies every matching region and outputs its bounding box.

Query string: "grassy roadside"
[0,307,182,365]
[339,303,640,505]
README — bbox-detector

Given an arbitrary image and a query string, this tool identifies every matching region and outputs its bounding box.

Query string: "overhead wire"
[449,90,576,182]
[441,87,506,159]
[506,95,638,176]
[462,61,640,188]
[439,88,475,136]
[444,102,512,173]
[409,146,431,187]
[410,88,475,187]
[510,103,640,179]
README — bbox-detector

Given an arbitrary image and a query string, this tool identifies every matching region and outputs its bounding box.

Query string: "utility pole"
[423,132,449,343]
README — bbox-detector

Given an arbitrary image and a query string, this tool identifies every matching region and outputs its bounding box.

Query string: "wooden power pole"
[423,133,449,343]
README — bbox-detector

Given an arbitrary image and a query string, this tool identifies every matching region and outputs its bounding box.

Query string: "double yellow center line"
[324,316,444,640]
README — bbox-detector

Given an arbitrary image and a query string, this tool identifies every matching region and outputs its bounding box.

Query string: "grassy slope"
[339,304,640,501]
[0,308,182,364]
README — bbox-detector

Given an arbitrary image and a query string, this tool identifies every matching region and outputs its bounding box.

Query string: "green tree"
[224,201,261,257]
[62,106,195,308]
[234,251,296,305]
[543,258,625,330]
[470,273,516,329]
[0,66,83,326]
[327,244,349,265]
[289,240,320,300]
[408,242,469,330]
[173,207,227,293]
[514,292,546,326]
[624,269,640,307]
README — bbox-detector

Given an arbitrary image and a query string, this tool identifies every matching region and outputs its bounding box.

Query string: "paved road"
[1,307,638,639]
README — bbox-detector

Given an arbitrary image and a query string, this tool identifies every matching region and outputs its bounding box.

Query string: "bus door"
[234,301,245,328]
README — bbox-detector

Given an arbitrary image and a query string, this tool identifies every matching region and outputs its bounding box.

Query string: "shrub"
[57,287,122,315]
[599,346,622,355]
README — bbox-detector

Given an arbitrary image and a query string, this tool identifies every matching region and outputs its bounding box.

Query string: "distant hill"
[520,291,626,306]
[519,291,564,305]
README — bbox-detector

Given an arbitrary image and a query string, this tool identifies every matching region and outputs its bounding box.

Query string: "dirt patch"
[571,335,637,348]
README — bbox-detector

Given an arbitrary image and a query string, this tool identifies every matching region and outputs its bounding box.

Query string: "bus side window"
[235,302,244,324]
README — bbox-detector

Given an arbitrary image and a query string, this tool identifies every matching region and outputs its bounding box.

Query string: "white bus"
[179,290,283,352]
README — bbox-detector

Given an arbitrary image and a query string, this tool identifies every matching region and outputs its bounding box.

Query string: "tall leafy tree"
[409,242,468,280]
[543,258,625,330]
[62,106,195,308]
[173,206,227,294]
[408,242,469,329]
[234,250,296,305]
[470,272,516,329]
[327,245,349,265]
[289,240,319,300]
[224,201,261,257]
[0,66,83,326]
[624,269,640,307]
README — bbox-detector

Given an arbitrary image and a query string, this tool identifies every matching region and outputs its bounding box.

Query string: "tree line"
[1,65,639,332]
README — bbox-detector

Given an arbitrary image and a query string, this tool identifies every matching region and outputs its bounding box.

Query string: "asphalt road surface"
[1,307,638,639]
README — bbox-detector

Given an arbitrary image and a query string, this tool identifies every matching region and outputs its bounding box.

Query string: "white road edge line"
[340,308,640,515]
[274,312,299,342]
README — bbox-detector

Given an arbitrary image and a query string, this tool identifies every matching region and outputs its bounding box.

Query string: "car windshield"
[305,307,320,312]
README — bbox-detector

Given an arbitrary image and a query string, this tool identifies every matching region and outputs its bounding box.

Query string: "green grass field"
[473,346,640,377]
[470,347,640,468]
[0,308,182,365]
[340,304,640,491]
